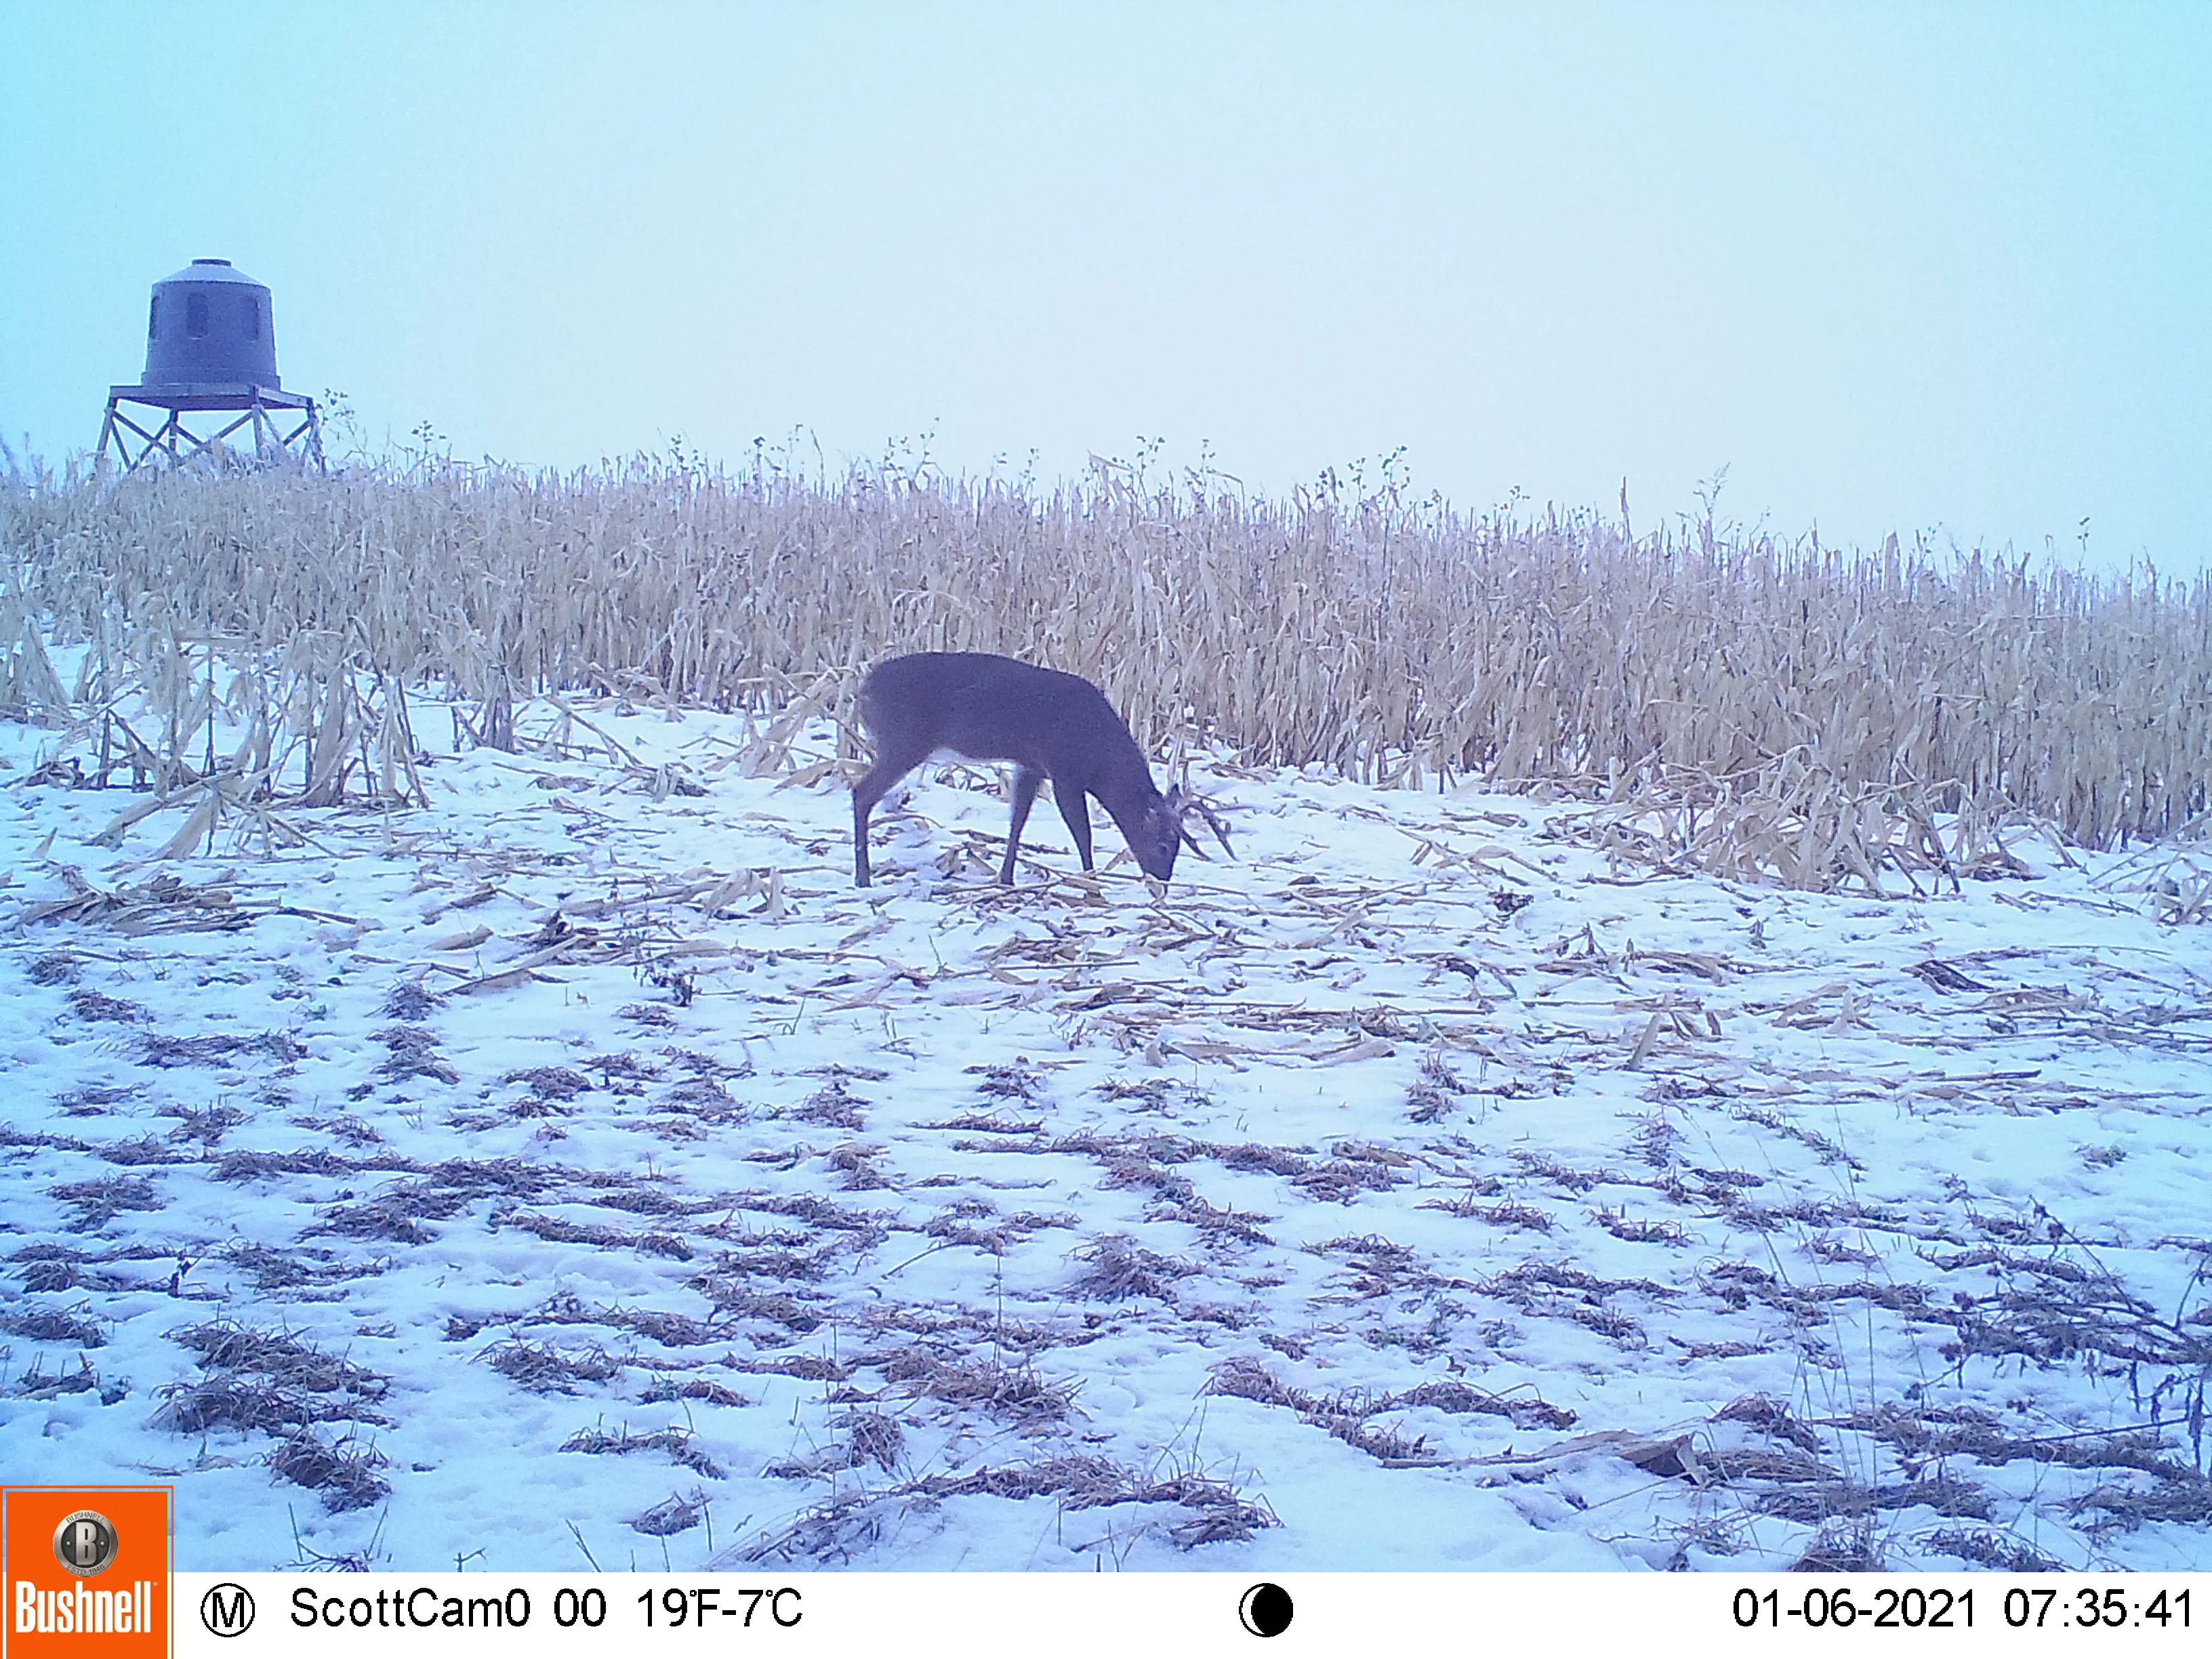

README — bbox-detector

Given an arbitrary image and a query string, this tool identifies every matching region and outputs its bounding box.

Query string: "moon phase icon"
[1238,1582,1294,1637]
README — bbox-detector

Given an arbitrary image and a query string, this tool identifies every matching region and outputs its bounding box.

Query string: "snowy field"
[4,662,2212,1574]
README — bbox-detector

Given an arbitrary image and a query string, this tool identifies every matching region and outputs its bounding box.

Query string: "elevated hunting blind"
[100,258,325,474]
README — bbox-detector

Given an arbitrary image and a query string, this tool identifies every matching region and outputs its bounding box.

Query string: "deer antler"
[1168,787,1236,861]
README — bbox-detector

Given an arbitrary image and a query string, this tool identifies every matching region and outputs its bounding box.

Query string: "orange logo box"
[1,1489,170,1659]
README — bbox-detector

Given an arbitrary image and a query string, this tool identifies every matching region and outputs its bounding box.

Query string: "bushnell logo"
[52,1513,119,1578]
[5,1486,170,1652]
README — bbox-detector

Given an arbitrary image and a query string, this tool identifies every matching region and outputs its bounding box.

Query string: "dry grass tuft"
[1793,1517,1885,1572]
[1071,1233,1192,1301]
[1208,1355,1578,1450]
[1,1304,105,1347]
[268,1429,392,1511]
[734,1450,1277,1564]
[877,1347,1081,1427]
[632,1490,710,1537]
[560,1423,726,1478]
[480,1338,623,1393]
[1919,1528,2067,1572]
[49,1176,163,1228]
[153,1320,391,1437]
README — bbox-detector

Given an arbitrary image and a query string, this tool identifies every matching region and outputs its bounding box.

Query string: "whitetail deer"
[851,652,1231,888]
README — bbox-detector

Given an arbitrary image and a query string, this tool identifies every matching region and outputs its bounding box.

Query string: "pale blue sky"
[4,2,2207,567]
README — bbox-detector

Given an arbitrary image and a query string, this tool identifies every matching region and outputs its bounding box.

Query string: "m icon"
[201,1582,257,1637]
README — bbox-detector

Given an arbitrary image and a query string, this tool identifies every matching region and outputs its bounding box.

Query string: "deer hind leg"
[850,750,928,887]
[1000,766,1045,886]
[1053,781,1096,872]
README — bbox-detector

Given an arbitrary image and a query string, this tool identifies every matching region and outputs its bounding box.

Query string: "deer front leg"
[1054,783,1095,871]
[852,792,875,887]
[1001,766,1045,885]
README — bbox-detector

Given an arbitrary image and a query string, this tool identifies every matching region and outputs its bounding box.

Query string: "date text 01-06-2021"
[1734,1586,2190,1631]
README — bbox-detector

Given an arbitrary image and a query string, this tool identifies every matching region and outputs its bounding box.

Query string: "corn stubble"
[4,451,2207,889]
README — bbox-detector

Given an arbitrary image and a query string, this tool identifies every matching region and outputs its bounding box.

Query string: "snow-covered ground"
[5,664,2212,1574]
